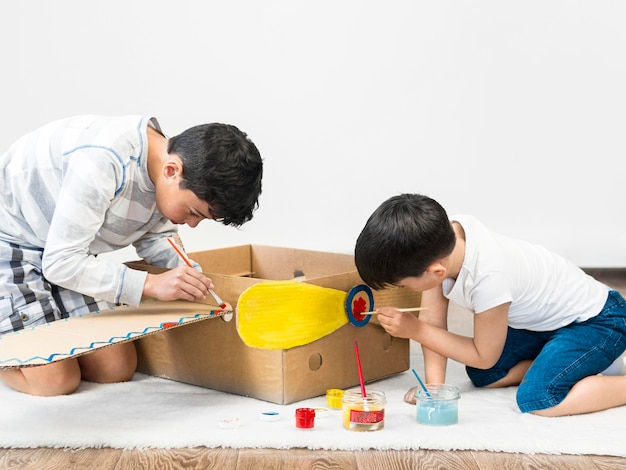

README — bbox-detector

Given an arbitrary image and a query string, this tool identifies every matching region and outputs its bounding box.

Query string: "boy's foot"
[404,386,417,404]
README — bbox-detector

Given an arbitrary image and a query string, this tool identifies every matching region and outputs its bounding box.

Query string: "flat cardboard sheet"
[0,300,225,368]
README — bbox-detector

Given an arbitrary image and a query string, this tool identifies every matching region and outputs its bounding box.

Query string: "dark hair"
[354,194,456,289]
[168,123,263,226]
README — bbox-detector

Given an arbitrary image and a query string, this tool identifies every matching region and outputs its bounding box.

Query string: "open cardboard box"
[134,245,420,404]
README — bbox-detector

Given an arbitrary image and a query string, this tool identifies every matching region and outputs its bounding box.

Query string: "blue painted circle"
[345,284,374,327]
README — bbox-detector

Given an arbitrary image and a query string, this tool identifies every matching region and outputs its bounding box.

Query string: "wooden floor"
[1,270,625,470]
[0,447,625,470]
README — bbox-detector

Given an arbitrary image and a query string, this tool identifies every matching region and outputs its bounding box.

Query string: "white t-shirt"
[442,215,609,331]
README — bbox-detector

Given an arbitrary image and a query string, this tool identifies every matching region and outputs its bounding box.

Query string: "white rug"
[1,341,625,456]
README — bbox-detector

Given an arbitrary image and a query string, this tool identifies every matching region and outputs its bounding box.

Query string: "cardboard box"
[135,245,420,404]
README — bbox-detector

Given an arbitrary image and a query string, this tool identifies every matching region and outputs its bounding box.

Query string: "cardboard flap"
[0,300,225,368]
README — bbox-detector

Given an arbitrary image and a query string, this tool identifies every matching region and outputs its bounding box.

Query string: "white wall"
[1,1,625,267]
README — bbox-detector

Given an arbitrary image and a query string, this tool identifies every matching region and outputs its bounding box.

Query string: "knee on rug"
[515,381,563,414]
[78,342,138,384]
[6,359,83,397]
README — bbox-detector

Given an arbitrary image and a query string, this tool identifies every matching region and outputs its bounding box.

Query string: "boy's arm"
[414,303,510,369]
[377,295,510,372]
[41,152,206,307]
[133,225,186,269]
[42,153,139,305]
[419,285,449,384]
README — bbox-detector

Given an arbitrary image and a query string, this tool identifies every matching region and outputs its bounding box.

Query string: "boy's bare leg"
[0,341,137,396]
[484,360,532,388]
[532,375,626,417]
[78,341,137,384]
[0,359,82,396]
[486,360,626,416]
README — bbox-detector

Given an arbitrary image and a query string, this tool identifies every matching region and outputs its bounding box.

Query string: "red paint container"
[295,407,316,429]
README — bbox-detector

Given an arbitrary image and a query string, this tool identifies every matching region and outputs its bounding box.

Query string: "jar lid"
[295,407,316,417]
[313,407,330,419]
[415,383,460,400]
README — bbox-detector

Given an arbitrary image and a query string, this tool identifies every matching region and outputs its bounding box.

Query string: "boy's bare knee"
[0,360,82,397]
[79,342,137,384]
[38,365,82,396]
[91,358,137,384]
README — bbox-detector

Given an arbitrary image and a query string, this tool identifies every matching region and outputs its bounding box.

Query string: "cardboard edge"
[0,304,226,369]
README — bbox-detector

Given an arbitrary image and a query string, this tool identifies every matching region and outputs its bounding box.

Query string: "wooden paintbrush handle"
[362,307,428,315]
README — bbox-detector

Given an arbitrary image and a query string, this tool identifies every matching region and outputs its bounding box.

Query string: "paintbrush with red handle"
[166,237,227,309]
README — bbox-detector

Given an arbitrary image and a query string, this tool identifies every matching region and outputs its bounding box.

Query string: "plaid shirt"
[0,115,182,306]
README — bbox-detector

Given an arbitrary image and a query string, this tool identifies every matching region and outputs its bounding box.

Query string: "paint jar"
[326,389,344,409]
[415,384,460,426]
[295,407,315,429]
[341,389,386,431]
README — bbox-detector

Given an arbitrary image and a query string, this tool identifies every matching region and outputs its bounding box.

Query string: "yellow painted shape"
[236,280,348,349]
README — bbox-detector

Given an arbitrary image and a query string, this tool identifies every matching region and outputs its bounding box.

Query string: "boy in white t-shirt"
[355,193,626,416]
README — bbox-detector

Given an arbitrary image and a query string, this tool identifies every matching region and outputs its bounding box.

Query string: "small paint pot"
[313,407,330,419]
[326,389,344,409]
[341,389,386,432]
[258,411,280,422]
[415,384,460,426]
[295,407,316,429]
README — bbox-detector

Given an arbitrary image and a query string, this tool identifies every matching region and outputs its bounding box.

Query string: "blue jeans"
[466,290,626,413]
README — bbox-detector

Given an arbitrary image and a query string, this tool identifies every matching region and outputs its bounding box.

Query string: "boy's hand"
[143,266,215,302]
[375,307,420,339]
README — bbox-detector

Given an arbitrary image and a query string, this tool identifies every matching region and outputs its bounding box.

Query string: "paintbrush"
[361,307,428,315]
[166,237,228,309]
[354,341,367,398]
[412,368,431,398]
